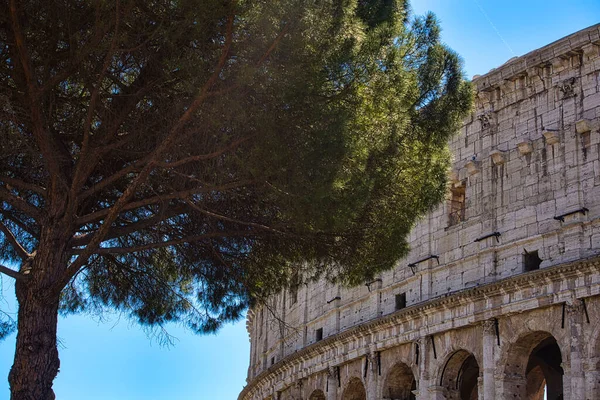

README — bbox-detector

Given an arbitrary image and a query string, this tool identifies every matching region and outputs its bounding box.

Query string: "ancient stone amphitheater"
[239,24,600,400]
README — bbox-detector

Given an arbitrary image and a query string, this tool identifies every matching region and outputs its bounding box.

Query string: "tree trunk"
[8,279,60,400]
[8,227,69,400]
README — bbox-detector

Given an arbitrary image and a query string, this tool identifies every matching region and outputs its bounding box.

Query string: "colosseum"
[239,24,600,400]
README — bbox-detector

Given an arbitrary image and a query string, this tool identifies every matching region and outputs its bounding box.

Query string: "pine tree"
[0,0,471,398]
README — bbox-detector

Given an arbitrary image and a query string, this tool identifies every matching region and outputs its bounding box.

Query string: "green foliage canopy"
[0,0,471,340]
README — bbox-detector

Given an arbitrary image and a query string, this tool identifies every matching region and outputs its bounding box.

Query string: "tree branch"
[79,128,251,201]
[184,199,286,235]
[39,5,114,93]
[0,176,46,196]
[66,2,123,225]
[0,264,26,281]
[0,186,44,221]
[0,222,31,260]
[72,230,257,255]
[77,159,146,201]
[155,134,255,168]
[75,179,254,226]
[99,55,167,146]
[74,0,121,188]
[76,10,288,205]
[9,0,66,190]
[0,210,39,239]
[70,205,188,247]
[55,8,238,293]
[256,23,291,67]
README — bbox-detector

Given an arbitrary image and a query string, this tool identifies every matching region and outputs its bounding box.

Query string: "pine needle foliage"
[0,0,471,397]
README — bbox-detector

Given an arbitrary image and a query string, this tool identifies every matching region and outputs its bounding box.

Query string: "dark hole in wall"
[395,293,407,310]
[315,328,323,342]
[524,250,542,272]
[582,131,591,160]
[448,184,466,226]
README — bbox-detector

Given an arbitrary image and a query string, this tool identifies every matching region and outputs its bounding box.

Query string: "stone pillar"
[584,299,600,397]
[326,367,338,400]
[416,337,435,400]
[567,300,585,400]
[482,319,497,399]
[365,352,379,400]
[293,379,304,400]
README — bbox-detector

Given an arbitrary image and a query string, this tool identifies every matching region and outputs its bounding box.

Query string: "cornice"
[472,23,599,91]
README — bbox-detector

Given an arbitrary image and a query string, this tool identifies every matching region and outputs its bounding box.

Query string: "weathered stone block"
[576,118,593,133]
[490,149,506,165]
[465,160,481,175]
[542,129,560,144]
[517,140,533,154]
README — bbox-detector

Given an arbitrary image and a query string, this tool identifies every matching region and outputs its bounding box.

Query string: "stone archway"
[439,350,479,400]
[342,377,366,400]
[308,389,326,400]
[382,362,416,400]
[502,331,564,400]
[586,326,600,396]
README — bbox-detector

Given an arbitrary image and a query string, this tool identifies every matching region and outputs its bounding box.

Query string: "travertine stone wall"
[240,24,600,400]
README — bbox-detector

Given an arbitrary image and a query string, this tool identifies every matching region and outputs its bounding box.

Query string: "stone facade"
[240,24,600,400]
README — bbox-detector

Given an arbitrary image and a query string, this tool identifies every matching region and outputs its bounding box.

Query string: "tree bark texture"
[8,229,69,400]
[9,284,60,400]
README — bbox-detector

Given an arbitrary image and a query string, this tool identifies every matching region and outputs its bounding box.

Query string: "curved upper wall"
[244,23,600,386]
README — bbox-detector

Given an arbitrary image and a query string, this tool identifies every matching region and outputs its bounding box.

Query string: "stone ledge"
[474,24,600,90]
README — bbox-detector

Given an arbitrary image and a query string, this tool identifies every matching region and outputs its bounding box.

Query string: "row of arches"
[304,331,563,400]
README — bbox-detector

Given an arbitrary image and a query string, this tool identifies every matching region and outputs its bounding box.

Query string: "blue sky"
[1,2,599,400]
[410,0,600,79]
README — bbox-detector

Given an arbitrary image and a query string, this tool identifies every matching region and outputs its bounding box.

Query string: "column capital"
[327,366,336,378]
[482,318,497,335]
[366,352,378,373]
[566,300,583,314]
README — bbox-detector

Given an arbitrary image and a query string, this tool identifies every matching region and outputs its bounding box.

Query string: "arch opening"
[342,377,366,400]
[525,336,563,400]
[503,331,563,400]
[382,362,416,400]
[440,350,479,400]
